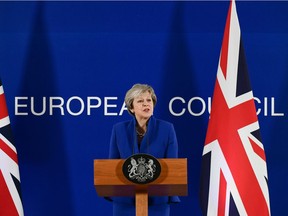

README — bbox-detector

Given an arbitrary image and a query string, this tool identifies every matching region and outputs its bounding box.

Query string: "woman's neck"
[136,117,149,132]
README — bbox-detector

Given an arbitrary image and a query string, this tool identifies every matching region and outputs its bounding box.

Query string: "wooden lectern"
[94,158,188,216]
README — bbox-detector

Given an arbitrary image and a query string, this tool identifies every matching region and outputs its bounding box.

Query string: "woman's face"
[131,91,154,121]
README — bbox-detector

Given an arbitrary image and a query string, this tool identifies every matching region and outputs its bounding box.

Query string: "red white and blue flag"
[200,1,270,215]
[0,79,24,216]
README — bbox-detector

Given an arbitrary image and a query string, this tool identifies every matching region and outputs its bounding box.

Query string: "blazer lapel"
[140,116,155,154]
[129,117,139,154]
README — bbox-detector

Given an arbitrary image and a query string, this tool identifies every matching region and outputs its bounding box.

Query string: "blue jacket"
[108,115,180,205]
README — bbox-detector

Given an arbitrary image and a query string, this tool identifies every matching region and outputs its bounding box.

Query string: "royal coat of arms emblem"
[122,154,161,184]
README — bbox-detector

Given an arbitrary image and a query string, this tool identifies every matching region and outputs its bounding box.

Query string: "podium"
[94,158,188,216]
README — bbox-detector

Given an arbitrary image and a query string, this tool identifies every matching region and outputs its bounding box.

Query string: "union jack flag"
[0,79,24,216]
[200,1,270,215]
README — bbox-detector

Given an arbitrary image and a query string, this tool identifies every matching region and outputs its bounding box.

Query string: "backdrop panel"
[0,1,287,216]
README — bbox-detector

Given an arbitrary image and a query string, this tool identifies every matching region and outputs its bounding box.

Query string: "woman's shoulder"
[152,116,174,128]
[113,119,134,129]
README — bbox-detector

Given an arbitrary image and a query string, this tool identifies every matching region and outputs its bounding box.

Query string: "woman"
[108,83,180,216]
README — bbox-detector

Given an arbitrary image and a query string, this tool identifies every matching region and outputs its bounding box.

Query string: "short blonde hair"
[125,84,157,116]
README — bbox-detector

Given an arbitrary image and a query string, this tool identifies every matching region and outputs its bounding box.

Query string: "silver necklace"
[136,129,146,137]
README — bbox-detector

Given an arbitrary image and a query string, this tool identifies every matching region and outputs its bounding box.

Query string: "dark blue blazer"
[108,116,180,205]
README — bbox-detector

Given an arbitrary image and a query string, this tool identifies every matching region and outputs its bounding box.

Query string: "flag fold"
[200,1,270,215]
[0,79,24,216]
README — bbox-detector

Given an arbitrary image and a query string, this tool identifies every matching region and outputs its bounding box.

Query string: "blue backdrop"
[0,1,287,215]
